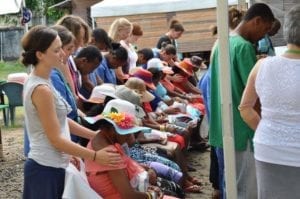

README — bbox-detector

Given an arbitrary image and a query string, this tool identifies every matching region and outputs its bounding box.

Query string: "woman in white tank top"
[239,6,300,198]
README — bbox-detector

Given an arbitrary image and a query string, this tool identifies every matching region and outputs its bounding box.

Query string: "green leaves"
[110,107,118,113]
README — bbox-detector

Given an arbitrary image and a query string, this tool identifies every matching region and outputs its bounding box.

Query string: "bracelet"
[93,151,97,161]
[159,125,165,132]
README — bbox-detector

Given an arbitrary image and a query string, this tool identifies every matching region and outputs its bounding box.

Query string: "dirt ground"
[0,126,213,199]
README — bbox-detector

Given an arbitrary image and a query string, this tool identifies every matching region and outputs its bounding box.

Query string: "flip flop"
[184,185,202,193]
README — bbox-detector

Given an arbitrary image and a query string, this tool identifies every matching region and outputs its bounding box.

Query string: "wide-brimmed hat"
[84,99,150,135]
[190,56,203,68]
[87,83,117,103]
[115,85,142,106]
[175,58,194,76]
[147,58,174,75]
[125,77,155,102]
[129,68,156,90]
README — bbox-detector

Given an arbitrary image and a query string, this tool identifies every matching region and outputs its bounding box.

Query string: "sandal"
[184,185,202,193]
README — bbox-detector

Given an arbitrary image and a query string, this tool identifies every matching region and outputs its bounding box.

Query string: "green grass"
[0,61,26,128]
[0,61,27,80]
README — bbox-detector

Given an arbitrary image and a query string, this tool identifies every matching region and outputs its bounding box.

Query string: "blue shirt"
[257,35,275,56]
[50,69,79,142]
[95,57,117,84]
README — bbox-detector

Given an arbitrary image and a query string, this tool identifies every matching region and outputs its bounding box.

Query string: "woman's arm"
[181,80,201,94]
[32,85,122,166]
[239,60,262,130]
[68,118,96,139]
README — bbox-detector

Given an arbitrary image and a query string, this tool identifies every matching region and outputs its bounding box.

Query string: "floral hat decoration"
[84,99,151,135]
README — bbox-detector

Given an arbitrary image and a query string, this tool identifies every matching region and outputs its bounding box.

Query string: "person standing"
[209,3,275,199]
[239,5,300,199]
[21,25,122,199]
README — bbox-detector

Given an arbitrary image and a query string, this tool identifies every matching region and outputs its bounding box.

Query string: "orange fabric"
[160,79,175,92]
[85,143,144,199]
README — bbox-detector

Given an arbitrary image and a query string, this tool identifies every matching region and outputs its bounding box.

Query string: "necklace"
[285,49,300,55]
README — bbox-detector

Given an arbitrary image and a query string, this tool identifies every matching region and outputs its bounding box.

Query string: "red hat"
[130,68,156,90]
[175,58,194,76]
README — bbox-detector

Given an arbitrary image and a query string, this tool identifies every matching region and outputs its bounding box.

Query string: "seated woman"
[84,99,178,198]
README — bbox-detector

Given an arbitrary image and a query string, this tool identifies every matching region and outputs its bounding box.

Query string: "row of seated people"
[22,22,208,198]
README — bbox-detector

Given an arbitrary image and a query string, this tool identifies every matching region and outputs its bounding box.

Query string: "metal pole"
[22,0,28,33]
[216,0,237,198]
[0,32,3,61]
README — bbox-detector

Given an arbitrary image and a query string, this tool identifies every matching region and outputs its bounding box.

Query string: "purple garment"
[148,162,182,184]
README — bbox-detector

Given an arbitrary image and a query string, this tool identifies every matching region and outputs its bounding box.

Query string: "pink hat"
[130,68,156,90]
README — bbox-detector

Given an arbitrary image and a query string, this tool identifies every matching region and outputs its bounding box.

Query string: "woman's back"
[24,75,71,168]
[255,56,300,158]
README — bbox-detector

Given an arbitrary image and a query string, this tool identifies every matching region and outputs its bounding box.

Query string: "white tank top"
[24,74,72,168]
[254,56,300,166]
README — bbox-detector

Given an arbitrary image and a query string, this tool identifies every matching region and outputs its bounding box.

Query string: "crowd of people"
[19,2,300,199]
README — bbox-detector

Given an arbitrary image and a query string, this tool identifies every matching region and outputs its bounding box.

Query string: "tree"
[26,0,65,23]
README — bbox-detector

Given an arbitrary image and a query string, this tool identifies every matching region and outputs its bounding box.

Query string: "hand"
[95,146,123,167]
[166,124,176,134]
[170,74,185,83]
[159,137,168,145]
[164,107,180,114]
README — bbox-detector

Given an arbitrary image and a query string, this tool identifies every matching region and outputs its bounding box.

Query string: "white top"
[120,40,138,70]
[24,74,72,168]
[254,56,300,166]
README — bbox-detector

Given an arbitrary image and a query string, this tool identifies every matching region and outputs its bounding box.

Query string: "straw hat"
[87,83,117,103]
[125,77,155,102]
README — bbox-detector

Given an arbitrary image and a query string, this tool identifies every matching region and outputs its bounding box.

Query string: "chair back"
[1,82,23,107]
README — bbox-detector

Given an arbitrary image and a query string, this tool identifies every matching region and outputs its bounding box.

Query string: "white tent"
[91,0,240,17]
[0,0,23,15]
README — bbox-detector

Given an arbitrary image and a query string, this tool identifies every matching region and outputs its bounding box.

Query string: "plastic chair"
[0,81,9,126]
[1,82,23,126]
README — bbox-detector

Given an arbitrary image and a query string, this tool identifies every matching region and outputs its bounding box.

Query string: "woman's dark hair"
[21,25,58,66]
[110,43,128,62]
[138,48,154,61]
[75,45,102,62]
[51,25,74,47]
[148,67,161,82]
[243,3,275,23]
[172,65,182,74]
[169,19,185,32]
[161,43,177,55]
[92,28,112,50]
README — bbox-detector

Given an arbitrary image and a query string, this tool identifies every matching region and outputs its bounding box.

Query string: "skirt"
[23,159,65,199]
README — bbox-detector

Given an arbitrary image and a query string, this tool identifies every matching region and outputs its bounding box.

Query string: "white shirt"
[254,56,300,166]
